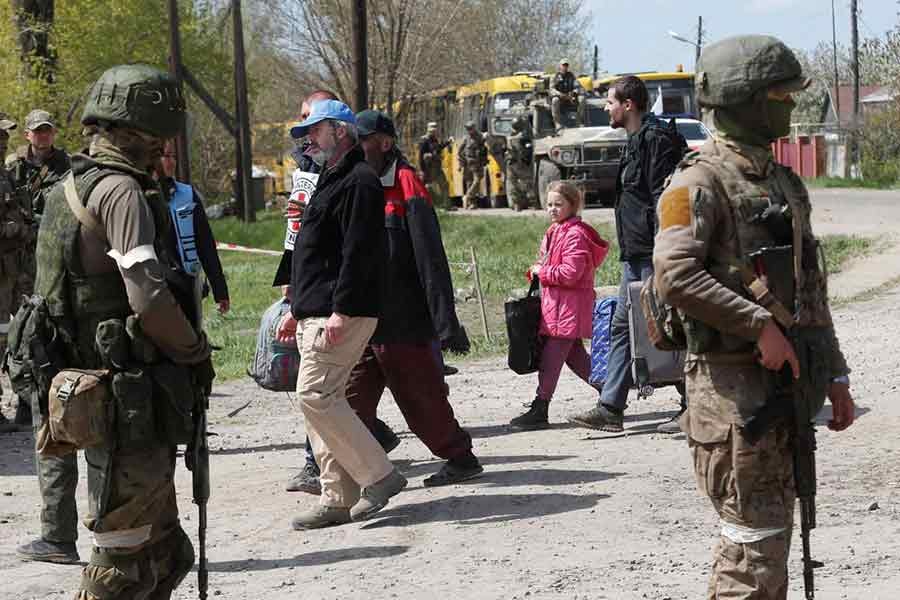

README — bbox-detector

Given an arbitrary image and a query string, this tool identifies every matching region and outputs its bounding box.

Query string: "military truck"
[526,79,627,207]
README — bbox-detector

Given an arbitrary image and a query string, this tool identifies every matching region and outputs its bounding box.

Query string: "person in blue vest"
[158,140,230,315]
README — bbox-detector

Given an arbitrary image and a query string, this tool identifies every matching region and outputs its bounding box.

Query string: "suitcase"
[589,296,617,386]
[626,281,684,398]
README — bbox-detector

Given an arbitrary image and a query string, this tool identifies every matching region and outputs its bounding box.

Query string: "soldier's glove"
[193,357,216,396]
[443,325,471,355]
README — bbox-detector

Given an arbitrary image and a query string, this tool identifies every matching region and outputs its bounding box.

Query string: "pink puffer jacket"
[535,217,609,339]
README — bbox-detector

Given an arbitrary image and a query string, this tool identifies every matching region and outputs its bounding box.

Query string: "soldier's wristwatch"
[831,375,850,386]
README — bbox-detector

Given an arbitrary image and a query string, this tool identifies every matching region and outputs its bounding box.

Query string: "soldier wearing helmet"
[13,64,213,598]
[653,35,855,597]
[457,120,487,209]
[505,115,536,210]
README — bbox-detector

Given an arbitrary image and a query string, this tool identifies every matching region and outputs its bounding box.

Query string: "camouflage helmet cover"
[695,35,810,107]
[82,64,186,138]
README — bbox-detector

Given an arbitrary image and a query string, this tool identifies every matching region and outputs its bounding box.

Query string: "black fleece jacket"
[290,145,386,319]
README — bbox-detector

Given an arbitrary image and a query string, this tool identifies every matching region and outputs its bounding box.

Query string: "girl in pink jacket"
[510,182,609,430]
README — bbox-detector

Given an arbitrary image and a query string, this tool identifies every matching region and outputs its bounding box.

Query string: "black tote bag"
[505,277,543,375]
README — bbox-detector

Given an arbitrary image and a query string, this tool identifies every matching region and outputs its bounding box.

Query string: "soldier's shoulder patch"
[659,186,692,230]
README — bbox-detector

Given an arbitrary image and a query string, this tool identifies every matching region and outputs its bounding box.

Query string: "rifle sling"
[63,172,109,247]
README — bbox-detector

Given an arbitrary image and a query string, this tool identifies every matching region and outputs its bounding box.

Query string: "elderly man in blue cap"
[276,99,407,529]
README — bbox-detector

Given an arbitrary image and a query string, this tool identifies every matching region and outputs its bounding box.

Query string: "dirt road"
[2,189,899,600]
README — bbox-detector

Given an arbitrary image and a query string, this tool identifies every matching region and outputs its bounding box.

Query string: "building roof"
[823,85,883,124]
[861,85,897,104]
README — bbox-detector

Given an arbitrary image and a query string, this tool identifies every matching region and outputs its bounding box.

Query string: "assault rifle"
[186,376,210,600]
[741,246,824,599]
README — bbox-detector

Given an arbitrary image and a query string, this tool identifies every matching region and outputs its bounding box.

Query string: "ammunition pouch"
[150,362,196,446]
[44,369,112,453]
[747,245,795,325]
[111,369,155,451]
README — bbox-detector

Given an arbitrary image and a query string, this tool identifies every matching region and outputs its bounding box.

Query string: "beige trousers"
[296,315,393,507]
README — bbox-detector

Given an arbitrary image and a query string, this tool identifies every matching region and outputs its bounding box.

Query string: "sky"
[586,0,898,75]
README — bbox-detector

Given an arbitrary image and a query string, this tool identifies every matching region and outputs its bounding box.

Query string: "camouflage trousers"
[75,526,194,600]
[425,171,451,210]
[690,425,795,599]
[506,163,535,210]
[0,249,30,352]
[31,422,79,543]
[462,164,484,209]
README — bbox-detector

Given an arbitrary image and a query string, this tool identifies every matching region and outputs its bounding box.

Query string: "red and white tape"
[215,242,283,256]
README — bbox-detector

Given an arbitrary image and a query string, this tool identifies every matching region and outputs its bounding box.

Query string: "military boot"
[291,506,351,530]
[17,538,80,564]
[567,403,624,433]
[509,398,550,430]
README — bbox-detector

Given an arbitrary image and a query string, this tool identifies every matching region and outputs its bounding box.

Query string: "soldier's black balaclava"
[712,89,794,148]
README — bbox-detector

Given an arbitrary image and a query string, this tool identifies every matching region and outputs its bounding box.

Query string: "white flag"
[651,85,664,115]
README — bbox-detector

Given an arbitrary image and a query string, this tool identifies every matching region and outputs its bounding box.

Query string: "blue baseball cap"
[290,99,357,139]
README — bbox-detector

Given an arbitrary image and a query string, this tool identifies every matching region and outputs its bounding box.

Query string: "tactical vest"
[169,182,200,276]
[36,156,150,368]
[676,150,803,354]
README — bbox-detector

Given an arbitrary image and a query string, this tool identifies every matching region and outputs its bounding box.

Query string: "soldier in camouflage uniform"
[418,122,453,210]
[458,121,487,210]
[5,110,71,427]
[653,35,856,598]
[505,116,535,211]
[0,113,28,433]
[15,64,213,597]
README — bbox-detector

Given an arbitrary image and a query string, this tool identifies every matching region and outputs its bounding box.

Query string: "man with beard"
[276,100,406,528]
[568,75,685,433]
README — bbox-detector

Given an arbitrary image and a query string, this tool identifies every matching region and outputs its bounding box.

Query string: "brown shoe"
[291,505,351,530]
[350,468,407,522]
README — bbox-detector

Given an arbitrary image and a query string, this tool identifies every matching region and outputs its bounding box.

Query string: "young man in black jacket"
[276,100,406,529]
[569,76,685,433]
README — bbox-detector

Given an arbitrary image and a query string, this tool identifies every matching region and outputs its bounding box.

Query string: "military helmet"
[82,64,186,138]
[511,116,527,131]
[695,35,810,107]
[464,120,476,130]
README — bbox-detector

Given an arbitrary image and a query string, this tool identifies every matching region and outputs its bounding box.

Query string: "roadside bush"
[860,102,900,186]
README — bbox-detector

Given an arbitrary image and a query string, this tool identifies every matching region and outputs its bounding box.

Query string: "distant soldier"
[5,110,71,427]
[550,58,579,130]
[418,122,453,210]
[0,112,28,433]
[505,116,536,211]
[458,121,487,210]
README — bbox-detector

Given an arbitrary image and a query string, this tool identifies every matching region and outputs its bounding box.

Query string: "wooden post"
[469,247,491,341]
[350,0,368,112]
[167,0,191,183]
[233,0,255,222]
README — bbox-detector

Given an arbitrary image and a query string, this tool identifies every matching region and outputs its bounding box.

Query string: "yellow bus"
[593,69,696,117]
[394,72,593,207]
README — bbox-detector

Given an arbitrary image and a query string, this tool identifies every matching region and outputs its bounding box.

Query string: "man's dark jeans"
[598,259,654,412]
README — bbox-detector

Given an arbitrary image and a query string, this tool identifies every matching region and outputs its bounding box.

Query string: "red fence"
[771,135,826,178]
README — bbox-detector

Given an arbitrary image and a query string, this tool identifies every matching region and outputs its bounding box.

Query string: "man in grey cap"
[0,112,26,433]
[4,109,70,426]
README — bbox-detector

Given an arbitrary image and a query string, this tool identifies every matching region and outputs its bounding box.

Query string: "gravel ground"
[2,188,899,600]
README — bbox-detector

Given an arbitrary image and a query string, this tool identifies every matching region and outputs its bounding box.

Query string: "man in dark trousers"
[568,75,685,433]
[347,110,482,486]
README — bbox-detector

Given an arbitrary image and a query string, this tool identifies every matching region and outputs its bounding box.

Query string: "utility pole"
[350,0,368,112]
[831,0,840,119]
[850,0,860,175]
[167,0,191,183]
[233,0,255,222]
[592,45,599,80]
[695,16,703,69]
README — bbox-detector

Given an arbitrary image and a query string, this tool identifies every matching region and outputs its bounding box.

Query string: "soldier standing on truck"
[505,116,536,211]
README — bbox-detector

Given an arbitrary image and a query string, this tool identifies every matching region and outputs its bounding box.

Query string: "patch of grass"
[804,176,897,190]
[820,234,877,275]
[205,212,876,379]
